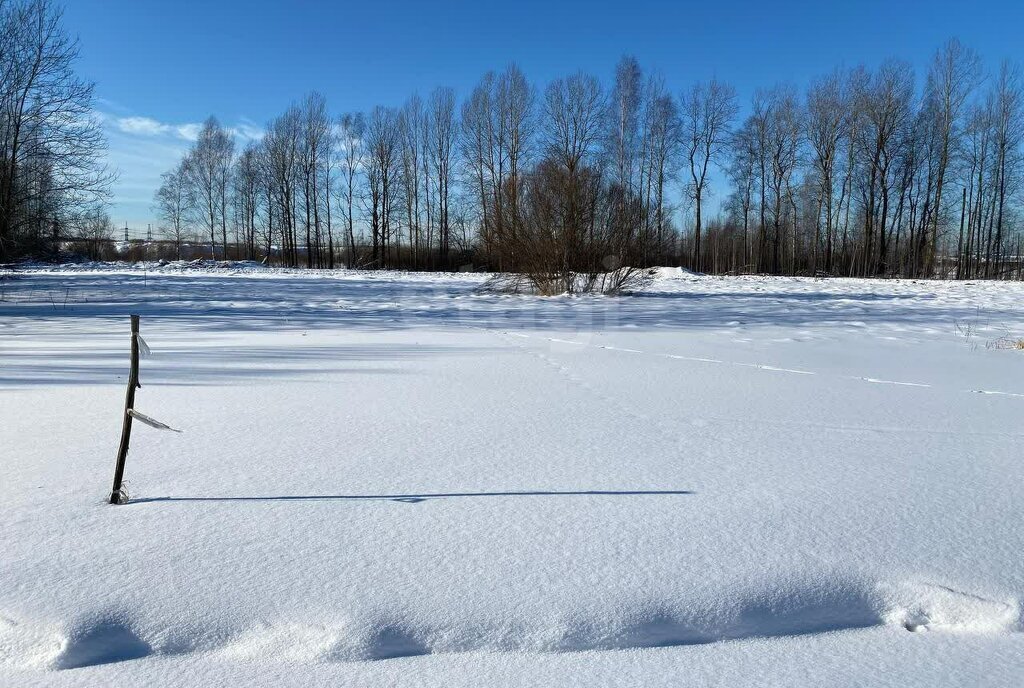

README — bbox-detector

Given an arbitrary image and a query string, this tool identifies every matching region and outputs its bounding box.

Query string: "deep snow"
[1,264,1023,686]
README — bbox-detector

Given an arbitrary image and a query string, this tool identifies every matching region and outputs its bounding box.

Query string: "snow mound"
[650,266,700,280]
[3,579,1017,670]
[881,582,1020,633]
[53,615,152,670]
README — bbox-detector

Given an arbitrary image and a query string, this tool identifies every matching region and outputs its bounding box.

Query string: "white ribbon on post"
[128,409,182,433]
[136,334,151,357]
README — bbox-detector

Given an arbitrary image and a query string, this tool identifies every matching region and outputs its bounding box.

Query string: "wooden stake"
[109,314,141,504]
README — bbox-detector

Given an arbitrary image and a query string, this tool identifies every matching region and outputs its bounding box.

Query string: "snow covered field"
[2,264,1024,686]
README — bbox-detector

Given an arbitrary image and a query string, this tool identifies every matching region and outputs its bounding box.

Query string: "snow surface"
[1,264,1024,686]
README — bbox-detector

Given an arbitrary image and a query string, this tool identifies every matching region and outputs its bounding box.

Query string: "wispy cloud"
[113,115,203,141]
[111,114,264,143]
[98,109,265,227]
[232,117,265,141]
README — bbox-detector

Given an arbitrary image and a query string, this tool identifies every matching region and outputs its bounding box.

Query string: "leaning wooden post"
[109,314,141,504]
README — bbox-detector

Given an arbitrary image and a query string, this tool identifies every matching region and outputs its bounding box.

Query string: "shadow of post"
[128,489,696,505]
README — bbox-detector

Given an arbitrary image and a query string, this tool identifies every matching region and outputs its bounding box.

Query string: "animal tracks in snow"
[500,331,1022,401]
[972,389,1024,398]
[857,377,932,388]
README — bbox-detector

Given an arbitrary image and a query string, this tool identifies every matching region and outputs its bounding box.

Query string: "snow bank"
[649,265,700,280]
[1,578,1017,671]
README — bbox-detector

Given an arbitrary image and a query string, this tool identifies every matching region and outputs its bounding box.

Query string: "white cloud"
[98,108,267,228]
[116,116,172,136]
[174,123,203,142]
[231,121,265,141]
[113,116,254,144]
[115,115,205,142]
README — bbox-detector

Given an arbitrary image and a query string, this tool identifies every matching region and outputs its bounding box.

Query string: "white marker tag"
[128,408,182,433]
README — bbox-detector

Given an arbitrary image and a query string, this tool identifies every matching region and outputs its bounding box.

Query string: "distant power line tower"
[146,224,152,242]
[124,222,129,243]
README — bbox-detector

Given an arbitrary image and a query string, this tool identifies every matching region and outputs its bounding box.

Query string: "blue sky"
[64,0,1024,233]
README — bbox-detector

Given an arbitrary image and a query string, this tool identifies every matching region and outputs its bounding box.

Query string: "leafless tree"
[460,73,495,262]
[513,72,608,292]
[604,56,644,261]
[298,92,329,268]
[336,112,365,267]
[495,64,534,269]
[399,95,425,267]
[0,0,113,261]
[154,160,190,259]
[71,207,114,261]
[184,117,234,259]
[428,87,457,267]
[681,78,738,271]
[607,56,643,195]
[806,70,850,273]
[459,66,533,270]
[728,118,758,271]
[638,75,679,263]
[365,106,400,267]
[853,60,914,275]
[264,107,301,266]
[763,85,803,273]
[987,62,1024,276]
[920,38,982,275]
[232,143,261,260]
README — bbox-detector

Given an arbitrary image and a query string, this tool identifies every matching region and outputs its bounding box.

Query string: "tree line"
[157,39,1024,283]
[721,42,1023,280]
[0,0,112,263]
[0,4,1019,284]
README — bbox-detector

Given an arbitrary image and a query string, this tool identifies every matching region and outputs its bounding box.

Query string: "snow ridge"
[1,580,1017,670]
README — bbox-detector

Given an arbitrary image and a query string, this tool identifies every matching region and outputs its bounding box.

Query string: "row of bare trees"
[155,39,1024,282]
[0,0,112,262]
[720,39,1024,279]
[156,91,462,270]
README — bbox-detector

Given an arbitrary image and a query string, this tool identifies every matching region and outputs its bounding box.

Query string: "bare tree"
[298,92,329,268]
[763,85,803,274]
[184,117,234,259]
[365,106,400,268]
[0,0,113,261]
[496,64,534,269]
[461,74,497,264]
[681,78,738,272]
[607,56,643,194]
[988,61,1024,277]
[521,72,606,291]
[459,66,533,270]
[728,117,758,271]
[336,112,365,267]
[854,60,914,275]
[806,70,849,273]
[232,143,261,260]
[920,38,982,275]
[429,87,457,267]
[264,107,301,266]
[638,75,678,263]
[398,95,425,267]
[154,160,190,259]
[604,56,644,262]
[71,207,115,261]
